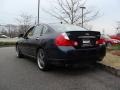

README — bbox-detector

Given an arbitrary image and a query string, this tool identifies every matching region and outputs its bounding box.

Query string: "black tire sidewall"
[37,49,49,71]
[16,46,23,58]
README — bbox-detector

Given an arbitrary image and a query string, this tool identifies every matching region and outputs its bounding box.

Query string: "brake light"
[55,33,78,46]
[96,38,105,45]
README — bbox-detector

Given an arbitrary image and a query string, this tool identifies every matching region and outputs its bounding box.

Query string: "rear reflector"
[55,33,78,46]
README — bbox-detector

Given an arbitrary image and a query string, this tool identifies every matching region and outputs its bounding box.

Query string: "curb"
[97,63,120,77]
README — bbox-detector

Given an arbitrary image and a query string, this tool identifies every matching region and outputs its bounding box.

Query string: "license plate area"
[82,39,91,47]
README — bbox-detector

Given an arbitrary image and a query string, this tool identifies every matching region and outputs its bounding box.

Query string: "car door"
[39,25,50,42]
[20,26,36,56]
[39,25,53,49]
[26,25,44,57]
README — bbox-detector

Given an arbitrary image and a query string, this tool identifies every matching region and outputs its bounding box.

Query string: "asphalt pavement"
[0,47,120,90]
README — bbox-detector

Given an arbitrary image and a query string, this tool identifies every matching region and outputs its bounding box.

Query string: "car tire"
[16,46,24,58]
[37,49,49,71]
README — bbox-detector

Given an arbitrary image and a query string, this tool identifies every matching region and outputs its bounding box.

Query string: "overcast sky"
[0,0,120,34]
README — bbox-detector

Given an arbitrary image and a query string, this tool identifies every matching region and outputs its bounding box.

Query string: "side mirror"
[18,34,24,38]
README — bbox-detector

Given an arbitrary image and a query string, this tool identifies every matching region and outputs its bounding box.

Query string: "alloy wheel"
[37,49,47,70]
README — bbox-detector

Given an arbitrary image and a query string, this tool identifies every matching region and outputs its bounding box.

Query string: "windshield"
[50,24,87,32]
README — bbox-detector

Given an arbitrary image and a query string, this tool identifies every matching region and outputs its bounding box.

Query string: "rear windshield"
[50,24,87,32]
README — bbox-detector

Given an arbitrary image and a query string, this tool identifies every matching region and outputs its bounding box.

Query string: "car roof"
[48,23,84,28]
[45,23,87,32]
[38,23,85,29]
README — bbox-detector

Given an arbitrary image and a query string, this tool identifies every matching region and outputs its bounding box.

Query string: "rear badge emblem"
[85,33,90,36]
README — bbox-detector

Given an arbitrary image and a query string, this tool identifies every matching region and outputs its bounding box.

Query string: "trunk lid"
[66,31,101,48]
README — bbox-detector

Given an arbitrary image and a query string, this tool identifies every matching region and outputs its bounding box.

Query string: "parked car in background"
[110,34,120,41]
[0,35,8,38]
[16,24,106,71]
[101,34,120,47]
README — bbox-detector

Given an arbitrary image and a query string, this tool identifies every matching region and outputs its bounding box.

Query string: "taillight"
[96,38,105,45]
[55,33,78,46]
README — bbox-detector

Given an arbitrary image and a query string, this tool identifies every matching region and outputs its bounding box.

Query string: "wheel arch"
[36,46,45,58]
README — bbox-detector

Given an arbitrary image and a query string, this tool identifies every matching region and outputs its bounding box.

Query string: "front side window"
[32,25,43,38]
[26,25,43,39]
[27,28,35,38]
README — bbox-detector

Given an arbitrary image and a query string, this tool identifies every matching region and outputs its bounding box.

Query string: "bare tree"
[5,24,18,38]
[16,13,34,34]
[5,24,14,38]
[45,0,99,27]
[0,28,8,36]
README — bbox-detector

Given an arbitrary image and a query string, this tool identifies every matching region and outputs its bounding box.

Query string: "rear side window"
[41,25,52,35]
[42,26,48,34]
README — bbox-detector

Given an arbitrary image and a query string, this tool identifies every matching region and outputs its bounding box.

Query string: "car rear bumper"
[46,45,106,64]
